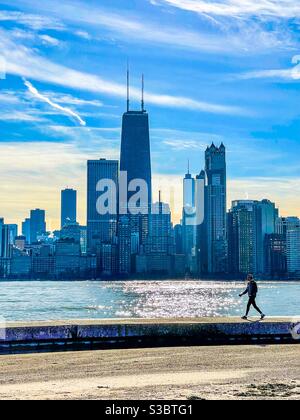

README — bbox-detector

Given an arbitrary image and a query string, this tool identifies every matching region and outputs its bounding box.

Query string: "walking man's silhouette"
[240,274,265,320]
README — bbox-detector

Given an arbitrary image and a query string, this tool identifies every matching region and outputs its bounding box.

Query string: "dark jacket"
[241,281,258,298]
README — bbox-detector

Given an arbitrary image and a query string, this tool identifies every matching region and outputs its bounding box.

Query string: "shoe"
[261,314,266,320]
[241,316,248,320]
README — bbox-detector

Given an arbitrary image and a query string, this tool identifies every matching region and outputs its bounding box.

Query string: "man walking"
[240,274,265,320]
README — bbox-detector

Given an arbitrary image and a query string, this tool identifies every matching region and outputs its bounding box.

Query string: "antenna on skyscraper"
[127,61,130,113]
[141,74,145,112]
[188,159,190,175]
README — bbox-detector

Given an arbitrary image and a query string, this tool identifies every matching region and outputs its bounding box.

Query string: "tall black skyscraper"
[120,72,152,207]
[120,72,152,247]
[205,143,227,273]
[61,188,77,228]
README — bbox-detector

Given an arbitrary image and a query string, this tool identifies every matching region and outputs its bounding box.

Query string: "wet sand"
[0,345,299,400]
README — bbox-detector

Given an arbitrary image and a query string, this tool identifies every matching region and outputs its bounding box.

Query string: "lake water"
[0,280,299,322]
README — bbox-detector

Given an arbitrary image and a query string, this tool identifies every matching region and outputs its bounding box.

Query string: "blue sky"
[0,0,300,228]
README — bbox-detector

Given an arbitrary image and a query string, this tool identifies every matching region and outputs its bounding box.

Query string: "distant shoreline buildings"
[0,74,300,280]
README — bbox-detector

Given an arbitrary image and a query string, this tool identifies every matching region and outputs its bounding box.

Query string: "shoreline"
[0,344,299,400]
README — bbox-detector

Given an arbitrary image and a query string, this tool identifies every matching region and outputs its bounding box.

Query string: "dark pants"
[246,297,263,316]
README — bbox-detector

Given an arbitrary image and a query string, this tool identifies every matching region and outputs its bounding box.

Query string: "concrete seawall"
[0,318,298,354]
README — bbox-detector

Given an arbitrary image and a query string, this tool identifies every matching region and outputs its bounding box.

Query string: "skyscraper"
[120,109,152,203]
[196,170,206,274]
[120,72,152,247]
[30,209,46,244]
[182,168,196,270]
[137,198,176,274]
[87,159,119,254]
[276,217,300,278]
[228,199,278,276]
[264,234,287,277]
[120,73,152,205]
[205,143,227,273]
[287,227,300,277]
[0,218,4,257]
[146,200,175,256]
[276,217,300,235]
[1,224,12,258]
[228,200,257,275]
[255,199,278,273]
[22,218,31,244]
[61,188,77,228]
[118,216,131,275]
[7,224,18,244]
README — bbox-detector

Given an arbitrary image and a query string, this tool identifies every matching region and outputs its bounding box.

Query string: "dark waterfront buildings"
[1,73,299,280]
[61,188,77,228]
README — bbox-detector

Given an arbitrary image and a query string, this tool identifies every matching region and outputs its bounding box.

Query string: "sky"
[0,0,300,230]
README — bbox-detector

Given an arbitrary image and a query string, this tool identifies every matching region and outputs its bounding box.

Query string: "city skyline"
[1,0,300,229]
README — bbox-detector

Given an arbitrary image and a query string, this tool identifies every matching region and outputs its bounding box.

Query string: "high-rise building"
[195,170,206,275]
[30,209,46,244]
[264,234,287,277]
[146,200,175,256]
[22,218,31,244]
[0,218,4,257]
[174,224,183,255]
[87,159,119,254]
[61,188,77,228]
[7,224,18,244]
[228,199,278,276]
[118,216,131,275]
[101,243,118,276]
[136,199,176,274]
[120,73,152,206]
[1,224,12,259]
[276,217,300,235]
[205,143,227,273]
[80,226,87,256]
[255,200,278,274]
[182,169,196,271]
[228,200,257,275]
[286,226,300,277]
[275,217,300,278]
[120,72,152,248]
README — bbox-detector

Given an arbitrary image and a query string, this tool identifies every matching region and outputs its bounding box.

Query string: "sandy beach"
[0,344,299,400]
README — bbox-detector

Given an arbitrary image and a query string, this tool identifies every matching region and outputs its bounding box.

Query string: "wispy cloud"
[239,55,300,80]
[0,0,291,53]
[0,111,45,122]
[151,0,297,52]
[0,29,246,116]
[0,91,21,104]
[0,10,64,31]
[40,93,103,108]
[39,34,61,46]
[152,0,300,19]
[24,79,87,126]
